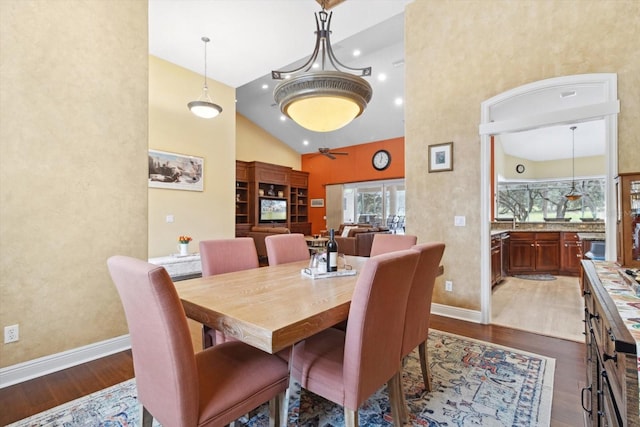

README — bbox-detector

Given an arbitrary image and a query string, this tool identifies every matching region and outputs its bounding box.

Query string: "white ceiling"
[148,0,605,159]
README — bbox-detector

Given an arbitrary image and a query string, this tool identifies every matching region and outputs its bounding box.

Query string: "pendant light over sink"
[565,125,582,201]
[271,1,372,132]
[187,37,223,119]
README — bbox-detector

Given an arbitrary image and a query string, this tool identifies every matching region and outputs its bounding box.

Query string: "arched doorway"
[478,74,620,324]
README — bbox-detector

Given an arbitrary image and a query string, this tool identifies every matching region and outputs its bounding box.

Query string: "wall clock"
[372,149,391,171]
[516,164,525,174]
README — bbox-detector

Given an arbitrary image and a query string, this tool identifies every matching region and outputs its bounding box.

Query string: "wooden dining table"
[175,255,369,354]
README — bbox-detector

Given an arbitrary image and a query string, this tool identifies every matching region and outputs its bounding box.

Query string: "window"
[496,177,605,221]
[343,179,405,233]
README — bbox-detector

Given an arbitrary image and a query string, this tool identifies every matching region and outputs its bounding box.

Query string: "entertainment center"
[235,160,311,237]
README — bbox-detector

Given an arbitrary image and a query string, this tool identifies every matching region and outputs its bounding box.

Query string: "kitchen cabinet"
[509,232,560,274]
[560,232,582,276]
[616,173,640,268]
[491,235,502,287]
[581,261,639,426]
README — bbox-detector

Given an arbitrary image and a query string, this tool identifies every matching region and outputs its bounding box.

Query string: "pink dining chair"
[265,233,310,265]
[394,242,445,422]
[369,233,418,257]
[107,255,288,427]
[290,250,420,427]
[199,238,259,348]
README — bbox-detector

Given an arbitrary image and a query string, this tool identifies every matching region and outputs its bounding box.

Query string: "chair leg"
[387,373,405,427]
[396,366,409,423]
[140,405,153,427]
[268,391,285,427]
[344,407,359,427]
[418,341,431,392]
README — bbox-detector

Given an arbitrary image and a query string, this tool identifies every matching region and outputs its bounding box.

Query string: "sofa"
[246,226,290,260]
[333,223,390,257]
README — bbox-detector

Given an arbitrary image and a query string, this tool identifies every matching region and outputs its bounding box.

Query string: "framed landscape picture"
[428,142,453,172]
[148,149,204,191]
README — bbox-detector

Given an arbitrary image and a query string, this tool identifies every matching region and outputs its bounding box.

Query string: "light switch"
[454,216,466,227]
[166,214,174,223]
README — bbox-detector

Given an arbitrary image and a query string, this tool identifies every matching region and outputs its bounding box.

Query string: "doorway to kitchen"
[478,73,620,325]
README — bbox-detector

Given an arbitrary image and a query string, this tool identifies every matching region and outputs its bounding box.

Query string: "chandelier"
[565,126,582,201]
[272,3,372,132]
[187,37,223,119]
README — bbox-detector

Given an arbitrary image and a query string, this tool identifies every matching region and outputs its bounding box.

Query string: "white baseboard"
[0,335,131,389]
[432,303,483,323]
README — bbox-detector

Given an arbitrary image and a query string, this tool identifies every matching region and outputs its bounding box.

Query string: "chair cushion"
[196,341,289,426]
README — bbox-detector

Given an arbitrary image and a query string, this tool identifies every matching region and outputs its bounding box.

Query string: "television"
[259,197,287,223]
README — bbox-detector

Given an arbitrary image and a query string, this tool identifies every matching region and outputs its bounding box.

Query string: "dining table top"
[175,255,369,354]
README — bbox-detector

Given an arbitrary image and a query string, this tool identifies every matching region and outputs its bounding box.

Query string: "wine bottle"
[327,228,338,272]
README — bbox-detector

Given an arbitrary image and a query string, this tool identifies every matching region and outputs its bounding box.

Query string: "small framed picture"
[428,142,453,172]
[310,198,325,207]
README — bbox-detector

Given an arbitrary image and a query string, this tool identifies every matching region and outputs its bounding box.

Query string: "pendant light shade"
[565,126,582,201]
[188,37,222,119]
[272,4,372,132]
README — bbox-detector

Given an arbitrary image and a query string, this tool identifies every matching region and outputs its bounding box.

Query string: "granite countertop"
[577,232,606,240]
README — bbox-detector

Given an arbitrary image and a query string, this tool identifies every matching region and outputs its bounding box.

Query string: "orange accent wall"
[301,137,404,234]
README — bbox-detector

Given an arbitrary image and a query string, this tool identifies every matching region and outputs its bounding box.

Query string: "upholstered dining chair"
[107,255,288,427]
[199,237,259,348]
[290,250,420,427]
[394,242,445,422]
[369,233,418,257]
[265,233,310,265]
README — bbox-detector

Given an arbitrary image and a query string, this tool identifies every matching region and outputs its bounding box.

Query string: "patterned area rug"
[9,330,554,427]
[514,274,557,281]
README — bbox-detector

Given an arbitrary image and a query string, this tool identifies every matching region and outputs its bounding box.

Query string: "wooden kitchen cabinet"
[616,173,640,268]
[491,235,502,287]
[560,232,582,276]
[509,232,560,274]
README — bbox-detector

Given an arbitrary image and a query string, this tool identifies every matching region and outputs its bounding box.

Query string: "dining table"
[174,255,369,354]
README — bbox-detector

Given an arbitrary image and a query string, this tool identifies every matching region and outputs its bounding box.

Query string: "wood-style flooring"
[492,275,585,342]
[0,315,586,426]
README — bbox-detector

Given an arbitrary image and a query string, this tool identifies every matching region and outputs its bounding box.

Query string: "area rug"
[514,274,557,281]
[9,330,554,427]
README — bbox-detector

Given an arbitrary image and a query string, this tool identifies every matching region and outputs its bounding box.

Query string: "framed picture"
[148,149,204,191]
[428,142,453,172]
[310,198,325,207]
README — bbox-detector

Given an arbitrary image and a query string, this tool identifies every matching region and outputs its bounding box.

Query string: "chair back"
[200,237,259,276]
[265,233,310,265]
[369,233,418,257]
[343,249,419,409]
[401,242,445,357]
[107,256,198,427]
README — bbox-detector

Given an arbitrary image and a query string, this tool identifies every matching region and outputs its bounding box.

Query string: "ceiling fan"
[318,147,348,160]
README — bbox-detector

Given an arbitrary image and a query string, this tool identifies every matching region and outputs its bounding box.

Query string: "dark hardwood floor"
[0,315,586,426]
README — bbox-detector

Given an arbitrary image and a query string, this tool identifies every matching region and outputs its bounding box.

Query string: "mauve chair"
[369,233,418,257]
[199,238,259,349]
[290,250,420,427]
[107,255,288,427]
[394,242,445,422]
[265,233,310,265]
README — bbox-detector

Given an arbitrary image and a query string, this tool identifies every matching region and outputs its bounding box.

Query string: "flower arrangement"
[178,235,192,244]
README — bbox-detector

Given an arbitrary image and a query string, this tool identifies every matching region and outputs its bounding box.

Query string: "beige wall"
[236,113,301,170]
[0,1,148,366]
[405,0,640,311]
[148,57,237,257]
[500,154,606,180]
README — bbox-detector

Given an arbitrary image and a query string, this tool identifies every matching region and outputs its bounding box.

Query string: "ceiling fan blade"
[331,152,348,155]
[326,153,336,160]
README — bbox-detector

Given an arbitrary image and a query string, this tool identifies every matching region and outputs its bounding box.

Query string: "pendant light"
[272,2,372,132]
[188,37,223,119]
[565,125,582,201]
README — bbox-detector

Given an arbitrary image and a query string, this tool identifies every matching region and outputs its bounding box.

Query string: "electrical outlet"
[445,281,453,292]
[4,324,19,343]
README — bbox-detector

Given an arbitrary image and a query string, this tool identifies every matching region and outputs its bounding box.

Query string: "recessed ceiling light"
[303,140,309,146]
[312,63,320,69]
[394,97,403,106]
[560,90,577,98]
[378,73,387,82]
[262,84,269,90]
[280,115,286,121]
[353,49,361,57]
